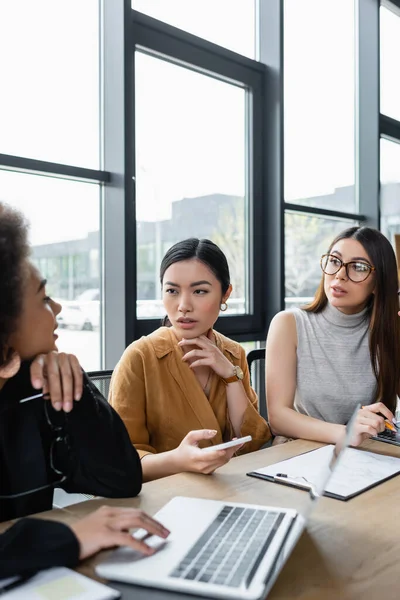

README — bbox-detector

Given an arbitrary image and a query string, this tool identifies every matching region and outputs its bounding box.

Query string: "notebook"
[248,444,400,501]
[95,407,359,600]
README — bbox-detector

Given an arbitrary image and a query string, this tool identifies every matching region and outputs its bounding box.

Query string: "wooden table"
[2,439,400,599]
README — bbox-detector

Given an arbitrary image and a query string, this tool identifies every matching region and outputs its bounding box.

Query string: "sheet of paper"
[0,567,120,599]
[53,488,95,508]
[254,445,400,498]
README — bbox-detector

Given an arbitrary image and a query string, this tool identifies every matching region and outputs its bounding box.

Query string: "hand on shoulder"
[30,351,83,412]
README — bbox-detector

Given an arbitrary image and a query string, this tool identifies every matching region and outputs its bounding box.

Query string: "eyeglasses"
[320,254,375,283]
[0,399,68,500]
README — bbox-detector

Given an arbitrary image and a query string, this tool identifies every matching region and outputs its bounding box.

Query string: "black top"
[0,361,142,578]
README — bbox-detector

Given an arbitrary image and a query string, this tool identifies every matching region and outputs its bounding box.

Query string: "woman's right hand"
[350,402,395,446]
[172,429,237,474]
[70,506,170,560]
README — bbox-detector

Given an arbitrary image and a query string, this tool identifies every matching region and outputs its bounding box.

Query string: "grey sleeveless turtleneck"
[293,303,376,424]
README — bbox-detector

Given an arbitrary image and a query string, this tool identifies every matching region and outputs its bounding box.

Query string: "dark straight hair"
[159,238,230,327]
[304,226,400,412]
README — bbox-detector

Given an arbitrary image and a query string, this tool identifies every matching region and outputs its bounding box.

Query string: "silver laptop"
[96,407,358,600]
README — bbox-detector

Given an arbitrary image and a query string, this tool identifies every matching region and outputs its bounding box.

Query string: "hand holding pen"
[360,403,397,432]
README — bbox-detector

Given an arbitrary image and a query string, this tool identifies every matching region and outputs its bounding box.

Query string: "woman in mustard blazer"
[110,238,271,481]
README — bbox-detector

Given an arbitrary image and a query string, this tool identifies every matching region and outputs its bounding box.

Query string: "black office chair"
[86,369,113,400]
[246,349,267,420]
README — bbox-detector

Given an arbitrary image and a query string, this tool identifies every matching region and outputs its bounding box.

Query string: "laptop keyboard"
[170,505,285,588]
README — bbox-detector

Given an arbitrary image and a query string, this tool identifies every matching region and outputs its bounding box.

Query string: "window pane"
[135,53,248,319]
[0,170,101,371]
[380,5,400,122]
[132,0,256,59]
[0,1,99,168]
[380,138,400,248]
[284,0,355,212]
[285,212,356,308]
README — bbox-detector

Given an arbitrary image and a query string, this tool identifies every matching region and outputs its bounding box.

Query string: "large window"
[380,140,400,243]
[284,0,355,212]
[0,1,103,370]
[285,213,356,308]
[283,0,359,309]
[135,52,248,319]
[380,2,400,260]
[131,12,266,340]
[0,0,99,168]
[380,3,400,123]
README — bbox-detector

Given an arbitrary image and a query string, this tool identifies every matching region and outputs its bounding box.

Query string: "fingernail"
[208,430,217,435]
[75,392,82,401]
[32,379,42,389]
[63,402,73,413]
[53,402,62,411]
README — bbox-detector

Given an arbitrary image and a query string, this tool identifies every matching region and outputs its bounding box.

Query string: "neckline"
[322,302,370,328]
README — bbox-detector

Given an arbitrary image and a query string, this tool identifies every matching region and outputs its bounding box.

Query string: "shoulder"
[122,327,175,361]
[213,330,242,360]
[267,310,298,345]
[269,309,297,331]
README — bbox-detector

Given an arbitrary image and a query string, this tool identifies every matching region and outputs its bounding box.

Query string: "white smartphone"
[202,435,252,453]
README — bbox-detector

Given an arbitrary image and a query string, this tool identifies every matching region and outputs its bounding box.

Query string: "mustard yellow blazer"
[109,327,271,458]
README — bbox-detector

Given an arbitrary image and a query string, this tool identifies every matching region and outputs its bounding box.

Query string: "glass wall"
[135,52,248,318]
[0,0,102,370]
[380,1,400,277]
[283,0,358,308]
[284,0,355,212]
[380,3,400,123]
[285,213,356,308]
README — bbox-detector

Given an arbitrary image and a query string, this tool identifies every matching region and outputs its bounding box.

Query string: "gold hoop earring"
[0,352,21,379]
[220,302,228,312]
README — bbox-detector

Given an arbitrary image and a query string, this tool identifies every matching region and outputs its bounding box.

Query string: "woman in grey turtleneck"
[266,226,400,447]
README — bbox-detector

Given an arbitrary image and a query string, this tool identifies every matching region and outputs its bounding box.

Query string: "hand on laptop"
[70,506,170,560]
[350,403,394,446]
[174,429,237,474]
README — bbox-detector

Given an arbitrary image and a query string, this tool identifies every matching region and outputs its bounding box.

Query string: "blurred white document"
[0,567,120,599]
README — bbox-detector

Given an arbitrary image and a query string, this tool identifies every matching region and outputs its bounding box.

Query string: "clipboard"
[247,445,400,501]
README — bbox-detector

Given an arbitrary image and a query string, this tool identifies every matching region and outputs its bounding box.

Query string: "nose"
[178,293,192,314]
[51,298,62,317]
[335,264,348,280]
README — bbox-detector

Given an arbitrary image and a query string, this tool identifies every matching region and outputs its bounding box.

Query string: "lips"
[331,286,347,295]
[177,318,197,323]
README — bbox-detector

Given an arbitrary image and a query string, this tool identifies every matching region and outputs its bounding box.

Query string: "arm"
[266,312,346,444]
[53,373,142,498]
[0,509,170,579]
[0,519,79,578]
[110,347,238,482]
[226,349,271,451]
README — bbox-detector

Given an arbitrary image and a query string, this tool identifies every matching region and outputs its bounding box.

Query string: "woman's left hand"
[30,351,83,412]
[179,332,235,379]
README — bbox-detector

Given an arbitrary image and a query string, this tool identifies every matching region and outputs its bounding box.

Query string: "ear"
[222,284,232,304]
[0,350,21,379]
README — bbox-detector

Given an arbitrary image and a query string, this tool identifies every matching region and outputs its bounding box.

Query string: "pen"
[19,393,45,404]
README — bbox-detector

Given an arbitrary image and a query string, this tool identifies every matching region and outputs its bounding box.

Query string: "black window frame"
[127,10,269,343]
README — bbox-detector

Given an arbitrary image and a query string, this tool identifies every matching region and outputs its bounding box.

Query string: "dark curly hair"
[0,202,30,368]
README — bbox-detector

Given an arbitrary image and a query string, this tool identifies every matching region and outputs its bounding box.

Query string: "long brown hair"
[304,226,400,412]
